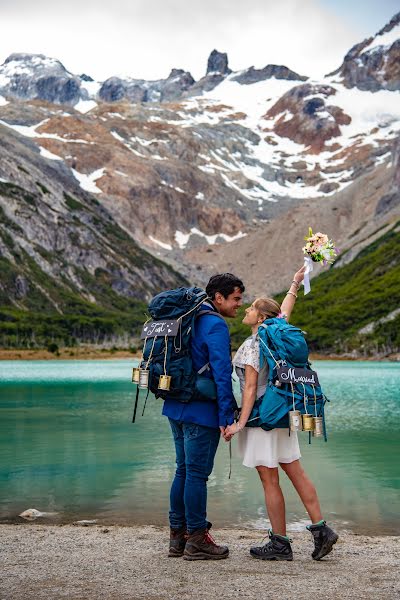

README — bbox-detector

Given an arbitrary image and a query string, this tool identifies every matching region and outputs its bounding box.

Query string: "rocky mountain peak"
[80,73,94,82]
[0,52,83,104]
[329,11,400,91]
[231,64,308,85]
[4,52,65,68]
[206,50,231,75]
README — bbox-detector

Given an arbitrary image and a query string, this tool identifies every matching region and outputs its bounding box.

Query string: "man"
[162,273,244,560]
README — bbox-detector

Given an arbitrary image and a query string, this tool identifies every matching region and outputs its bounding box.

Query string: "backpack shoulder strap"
[196,309,225,321]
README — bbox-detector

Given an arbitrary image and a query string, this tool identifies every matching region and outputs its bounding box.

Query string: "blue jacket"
[162,302,236,428]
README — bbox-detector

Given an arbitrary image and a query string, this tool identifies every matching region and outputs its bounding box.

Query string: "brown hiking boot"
[183,525,229,561]
[168,526,187,557]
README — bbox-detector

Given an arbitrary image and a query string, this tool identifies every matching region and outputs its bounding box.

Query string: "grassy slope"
[229,226,400,354]
[0,180,186,348]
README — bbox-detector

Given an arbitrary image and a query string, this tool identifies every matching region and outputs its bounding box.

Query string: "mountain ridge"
[0,12,399,352]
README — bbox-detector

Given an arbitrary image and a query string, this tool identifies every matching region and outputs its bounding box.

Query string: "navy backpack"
[132,287,221,422]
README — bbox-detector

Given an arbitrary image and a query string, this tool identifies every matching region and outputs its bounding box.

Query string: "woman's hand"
[293,265,306,285]
[224,422,242,441]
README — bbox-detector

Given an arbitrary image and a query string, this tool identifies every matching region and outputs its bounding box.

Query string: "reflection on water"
[0,360,399,534]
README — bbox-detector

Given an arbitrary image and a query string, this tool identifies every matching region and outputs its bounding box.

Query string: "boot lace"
[311,529,323,553]
[204,530,218,547]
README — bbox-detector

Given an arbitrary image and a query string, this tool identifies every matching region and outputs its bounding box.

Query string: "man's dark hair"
[206,273,245,300]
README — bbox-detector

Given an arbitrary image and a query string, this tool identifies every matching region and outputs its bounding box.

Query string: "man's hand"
[219,426,226,437]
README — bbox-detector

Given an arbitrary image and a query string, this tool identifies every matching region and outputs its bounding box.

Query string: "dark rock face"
[159,69,196,101]
[0,53,84,105]
[14,275,29,299]
[329,12,400,90]
[36,76,82,104]
[98,69,195,103]
[207,50,231,75]
[375,190,400,216]
[99,77,146,103]
[232,64,308,85]
[376,135,400,215]
[265,84,351,152]
[0,126,187,311]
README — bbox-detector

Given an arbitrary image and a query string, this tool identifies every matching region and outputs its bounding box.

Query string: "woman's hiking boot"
[307,521,339,560]
[250,531,293,561]
[168,526,188,557]
[183,523,229,560]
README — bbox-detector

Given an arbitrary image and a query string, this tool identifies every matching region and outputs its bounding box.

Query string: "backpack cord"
[312,385,318,417]
[290,382,296,411]
[228,440,232,479]
[132,387,139,423]
[141,389,150,417]
[259,337,281,370]
[145,337,157,369]
[174,297,208,352]
[163,334,168,375]
[300,382,308,413]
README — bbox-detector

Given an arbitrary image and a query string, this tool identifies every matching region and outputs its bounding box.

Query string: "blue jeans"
[168,418,221,533]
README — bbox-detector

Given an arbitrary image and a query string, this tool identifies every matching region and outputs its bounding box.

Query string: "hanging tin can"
[158,374,172,391]
[138,368,150,389]
[289,410,302,431]
[131,367,140,384]
[302,413,314,431]
[313,416,324,437]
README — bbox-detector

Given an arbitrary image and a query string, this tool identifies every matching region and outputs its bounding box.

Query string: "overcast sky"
[0,0,398,82]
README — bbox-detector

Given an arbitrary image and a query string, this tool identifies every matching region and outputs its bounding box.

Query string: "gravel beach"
[1,525,399,600]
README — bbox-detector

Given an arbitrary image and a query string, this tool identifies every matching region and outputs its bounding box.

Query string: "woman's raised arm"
[280,266,305,322]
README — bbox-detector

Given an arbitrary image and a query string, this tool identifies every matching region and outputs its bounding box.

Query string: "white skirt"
[237,427,301,468]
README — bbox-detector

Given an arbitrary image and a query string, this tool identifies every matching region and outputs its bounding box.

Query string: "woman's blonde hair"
[253,297,281,320]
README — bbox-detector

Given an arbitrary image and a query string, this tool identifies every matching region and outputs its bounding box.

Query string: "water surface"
[0,360,399,534]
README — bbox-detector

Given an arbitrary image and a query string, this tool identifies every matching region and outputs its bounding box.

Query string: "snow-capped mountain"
[0,11,399,299]
[329,11,400,91]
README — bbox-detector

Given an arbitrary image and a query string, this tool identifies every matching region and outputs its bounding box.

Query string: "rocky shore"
[1,524,399,599]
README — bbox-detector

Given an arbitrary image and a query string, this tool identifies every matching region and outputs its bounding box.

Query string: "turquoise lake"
[0,360,399,534]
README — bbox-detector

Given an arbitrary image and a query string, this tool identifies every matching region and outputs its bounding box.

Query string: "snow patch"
[175,228,246,249]
[72,168,105,194]
[111,130,125,142]
[149,235,172,251]
[39,146,62,161]
[0,95,8,106]
[79,80,101,97]
[74,100,97,114]
[362,24,400,54]
[0,118,92,144]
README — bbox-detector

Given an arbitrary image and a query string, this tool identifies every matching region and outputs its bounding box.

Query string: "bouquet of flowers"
[302,228,339,294]
[302,228,339,265]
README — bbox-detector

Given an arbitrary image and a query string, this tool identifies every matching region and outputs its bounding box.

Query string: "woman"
[225,268,338,561]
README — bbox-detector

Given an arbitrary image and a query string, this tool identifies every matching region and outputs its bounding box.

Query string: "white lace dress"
[233,335,301,468]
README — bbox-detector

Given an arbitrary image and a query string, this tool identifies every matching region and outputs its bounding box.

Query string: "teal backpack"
[247,317,328,441]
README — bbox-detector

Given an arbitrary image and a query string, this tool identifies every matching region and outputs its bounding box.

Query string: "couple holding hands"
[162,268,338,562]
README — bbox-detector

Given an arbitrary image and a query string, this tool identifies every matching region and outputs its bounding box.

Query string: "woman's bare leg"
[279,460,322,523]
[256,466,287,535]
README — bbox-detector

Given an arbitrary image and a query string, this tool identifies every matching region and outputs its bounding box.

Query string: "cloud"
[0,0,376,81]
